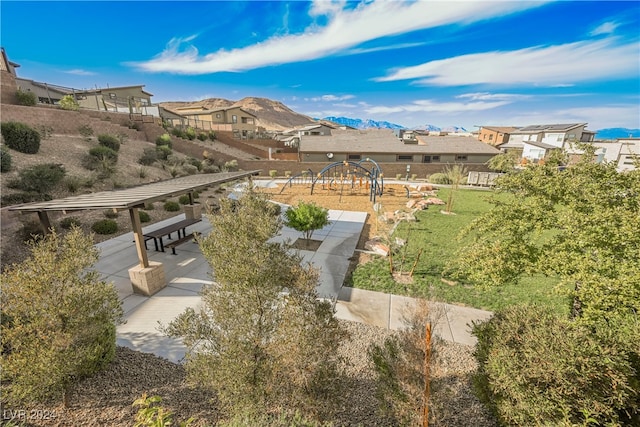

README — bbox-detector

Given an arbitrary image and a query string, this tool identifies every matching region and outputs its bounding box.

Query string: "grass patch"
[351,188,568,315]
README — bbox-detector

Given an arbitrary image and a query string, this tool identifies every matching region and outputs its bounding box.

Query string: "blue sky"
[2,1,639,131]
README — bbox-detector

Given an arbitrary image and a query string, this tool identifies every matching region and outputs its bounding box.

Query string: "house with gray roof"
[298,128,500,165]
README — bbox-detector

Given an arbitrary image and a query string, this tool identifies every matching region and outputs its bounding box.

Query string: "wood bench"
[142,218,201,252]
[165,233,196,255]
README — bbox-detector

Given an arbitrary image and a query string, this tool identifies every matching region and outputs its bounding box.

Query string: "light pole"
[406,164,411,181]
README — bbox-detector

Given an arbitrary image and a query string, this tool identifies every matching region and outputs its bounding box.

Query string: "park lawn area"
[349,187,571,315]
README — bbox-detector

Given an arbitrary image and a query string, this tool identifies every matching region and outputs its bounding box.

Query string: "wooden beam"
[129,208,149,268]
[37,211,52,234]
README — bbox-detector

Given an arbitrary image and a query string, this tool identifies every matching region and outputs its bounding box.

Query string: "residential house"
[591,138,639,172]
[499,123,596,162]
[169,106,258,138]
[16,78,71,104]
[299,128,500,164]
[1,47,20,104]
[73,85,157,116]
[275,123,334,147]
[477,126,520,146]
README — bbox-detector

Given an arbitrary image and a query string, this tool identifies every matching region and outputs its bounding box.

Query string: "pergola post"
[37,211,52,234]
[129,207,149,268]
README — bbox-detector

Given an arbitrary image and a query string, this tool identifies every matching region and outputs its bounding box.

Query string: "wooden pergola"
[8,171,260,268]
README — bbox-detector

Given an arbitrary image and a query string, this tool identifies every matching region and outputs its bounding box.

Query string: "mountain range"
[160,97,638,139]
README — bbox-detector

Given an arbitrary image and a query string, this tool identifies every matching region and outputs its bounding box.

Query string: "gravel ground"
[2,321,495,427]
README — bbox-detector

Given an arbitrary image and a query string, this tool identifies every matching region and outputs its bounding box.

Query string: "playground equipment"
[279,159,385,203]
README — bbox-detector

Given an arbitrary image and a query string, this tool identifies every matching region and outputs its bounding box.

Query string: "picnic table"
[143,218,202,253]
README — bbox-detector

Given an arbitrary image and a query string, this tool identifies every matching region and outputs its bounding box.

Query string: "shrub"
[1,192,49,206]
[473,304,640,426]
[59,216,81,229]
[91,219,118,235]
[138,210,151,223]
[103,209,119,219]
[201,163,220,174]
[185,127,196,140]
[1,121,41,154]
[178,195,191,205]
[144,202,155,210]
[197,132,208,141]
[156,145,172,160]
[88,146,118,163]
[223,159,238,171]
[182,164,198,175]
[16,89,37,106]
[9,163,66,194]
[166,154,183,166]
[138,148,158,166]
[170,127,185,138]
[285,171,292,177]
[59,94,79,111]
[269,170,278,178]
[163,201,180,212]
[208,131,216,141]
[1,145,12,172]
[0,229,122,405]
[63,175,84,193]
[21,220,46,242]
[97,134,120,152]
[155,133,172,148]
[284,201,330,243]
[428,172,450,184]
[186,157,202,171]
[78,124,94,140]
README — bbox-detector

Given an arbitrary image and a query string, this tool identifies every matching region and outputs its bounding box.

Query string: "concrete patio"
[94,207,493,364]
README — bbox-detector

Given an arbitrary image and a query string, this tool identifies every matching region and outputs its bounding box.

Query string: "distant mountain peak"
[319,116,405,130]
[595,127,640,140]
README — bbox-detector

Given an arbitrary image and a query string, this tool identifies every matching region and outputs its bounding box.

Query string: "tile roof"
[299,129,500,155]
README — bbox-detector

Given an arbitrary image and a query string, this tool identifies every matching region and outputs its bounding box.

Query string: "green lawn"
[349,188,570,315]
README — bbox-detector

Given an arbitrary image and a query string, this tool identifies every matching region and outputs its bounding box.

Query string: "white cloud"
[375,38,639,86]
[64,69,96,76]
[456,92,530,101]
[128,1,546,74]
[307,94,355,102]
[365,98,511,115]
[590,21,620,36]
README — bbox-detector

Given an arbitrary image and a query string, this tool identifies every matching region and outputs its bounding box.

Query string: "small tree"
[163,188,345,419]
[486,151,518,172]
[59,94,79,111]
[284,201,330,244]
[16,89,37,106]
[443,163,467,214]
[1,228,123,406]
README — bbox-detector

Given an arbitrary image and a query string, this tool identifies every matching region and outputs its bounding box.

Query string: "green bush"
[428,173,450,184]
[63,175,84,193]
[1,121,41,154]
[178,195,191,205]
[208,131,216,141]
[163,201,180,212]
[144,202,155,210]
[138,148,158,166]
[103,209,119,219]
[185,127,196,140]
[186,157,202,171]
[8,163,66,194]
[16,89,37,106]
[88,146,118,163]
[473,304,640,426]
[269,170,278,178]
[223,159,238,171]
[1,145,12,172]
[0,229,122,405]
[59,216,82,229]
[138,210,151,223]
[182,164,198,175]
[156,145,172,160]
[1,192,50,206]
[91,219,118,235]
[170,127,185,139]
[97,134,121,152]
[197,132,207,141]
[155,133,172,148]
[59,94,79,111]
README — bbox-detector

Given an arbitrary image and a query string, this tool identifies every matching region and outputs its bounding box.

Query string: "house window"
[347,154,361,161]
[489,134,494,141]
[232,115,237,123]
[455,155,468,161]
[423,155,441,163]
[397,155,413,161]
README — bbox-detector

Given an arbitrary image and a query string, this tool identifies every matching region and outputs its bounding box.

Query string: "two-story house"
[477,126,520,146]
[170,105,258,138]
[73,85,156,115]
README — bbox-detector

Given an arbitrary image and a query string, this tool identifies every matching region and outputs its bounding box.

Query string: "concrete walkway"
[95,207,493,364]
